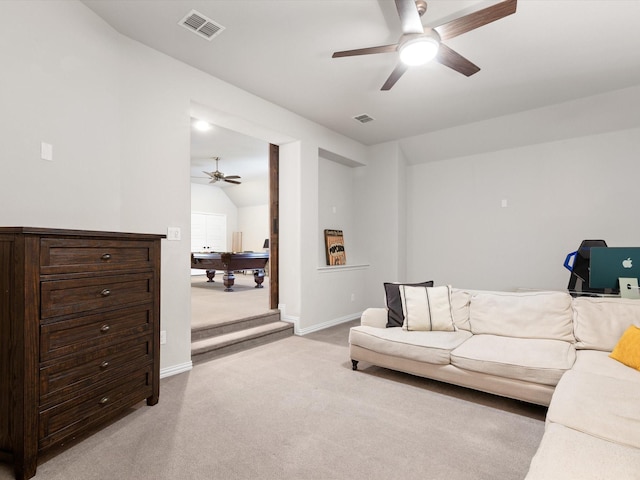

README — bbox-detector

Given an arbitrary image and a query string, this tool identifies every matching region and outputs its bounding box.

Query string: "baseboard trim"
[296,312,362,336]
[278,304,361,336]
[160,361,193,379]
[278,303,300,333]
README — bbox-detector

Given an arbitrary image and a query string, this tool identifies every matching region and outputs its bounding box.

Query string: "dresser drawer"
[40,335,153,405]
[38,367,152,450]
[41,272,154,319]
[40,238,155,275]
[40,305,152,360]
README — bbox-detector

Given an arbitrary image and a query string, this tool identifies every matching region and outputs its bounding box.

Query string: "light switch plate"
[167,227,181,241]
[41,142,53,161]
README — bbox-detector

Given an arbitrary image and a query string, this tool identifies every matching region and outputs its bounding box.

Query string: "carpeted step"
[191,310,281,342]
[191,321,294,364]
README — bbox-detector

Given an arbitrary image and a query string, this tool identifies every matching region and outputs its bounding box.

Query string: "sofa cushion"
[450,334,576,386]
[451,288,471,331]
[573,350,640,384]
[349,325,472,365]
[610,325,640,370]
[384,281,433,328]
[400,285,455,332]
[469,291,574,341]
[547,369,640,449]
[525,422,640,480]
[360,307,388,329]
[573,296,640,351]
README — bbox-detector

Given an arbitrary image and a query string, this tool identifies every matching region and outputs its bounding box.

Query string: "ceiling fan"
[200,157,242,185]
[332,0,517,90]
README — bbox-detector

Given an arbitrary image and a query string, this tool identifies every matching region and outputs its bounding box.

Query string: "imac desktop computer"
[589,247,640,297]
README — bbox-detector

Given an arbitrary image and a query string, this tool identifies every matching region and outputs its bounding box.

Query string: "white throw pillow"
[400,285,456,331]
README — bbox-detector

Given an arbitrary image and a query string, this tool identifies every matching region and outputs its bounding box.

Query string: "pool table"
[191,251,269,292]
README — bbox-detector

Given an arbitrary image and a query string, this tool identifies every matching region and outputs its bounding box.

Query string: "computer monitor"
[589,247,640,292]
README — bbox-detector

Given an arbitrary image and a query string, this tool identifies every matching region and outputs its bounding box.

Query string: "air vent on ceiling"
[179,10,225,41]
[353,114,375,124]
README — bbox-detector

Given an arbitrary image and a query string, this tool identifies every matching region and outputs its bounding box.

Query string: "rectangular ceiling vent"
[353,114,375,124]
[179,10,225,41]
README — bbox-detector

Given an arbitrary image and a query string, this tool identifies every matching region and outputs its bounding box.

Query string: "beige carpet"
[191,272,273,328]
[3,321,547,480]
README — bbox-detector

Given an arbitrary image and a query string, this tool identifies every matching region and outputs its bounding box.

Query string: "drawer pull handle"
[100,289,111,297]
[100,361,110,369]
[101,253,112,261]
[99,397,109,405]
[100,324,110,333]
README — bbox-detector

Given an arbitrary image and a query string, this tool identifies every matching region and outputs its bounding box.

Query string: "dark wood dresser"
[0,227,163,480]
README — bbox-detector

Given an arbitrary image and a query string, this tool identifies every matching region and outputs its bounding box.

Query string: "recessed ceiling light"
[193,120,212,131]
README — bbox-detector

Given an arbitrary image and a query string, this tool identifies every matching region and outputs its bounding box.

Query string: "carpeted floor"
[191,273,272,328]
[0,321,547,480]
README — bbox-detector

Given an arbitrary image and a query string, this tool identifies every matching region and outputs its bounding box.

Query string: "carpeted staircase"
[191,310,294,363]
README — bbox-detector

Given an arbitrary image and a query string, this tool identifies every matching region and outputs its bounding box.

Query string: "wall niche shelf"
[317,263,370,273]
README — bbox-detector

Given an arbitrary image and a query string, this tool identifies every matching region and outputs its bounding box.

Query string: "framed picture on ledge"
[324,229,346,265]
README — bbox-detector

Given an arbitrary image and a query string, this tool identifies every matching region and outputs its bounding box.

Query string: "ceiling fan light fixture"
[399,36,439,66]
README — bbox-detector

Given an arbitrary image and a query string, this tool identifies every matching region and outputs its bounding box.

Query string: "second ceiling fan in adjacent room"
[201,157,242,185]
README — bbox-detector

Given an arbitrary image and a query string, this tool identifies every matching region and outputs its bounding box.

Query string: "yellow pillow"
[609,325,640,371]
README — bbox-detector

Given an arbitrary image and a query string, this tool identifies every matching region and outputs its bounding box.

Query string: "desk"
[191,252,269,292]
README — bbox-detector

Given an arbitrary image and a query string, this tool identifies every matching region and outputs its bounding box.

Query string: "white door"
[191,213,227,275]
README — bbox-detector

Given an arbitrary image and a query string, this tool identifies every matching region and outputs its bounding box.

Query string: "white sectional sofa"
[349,288,640,478]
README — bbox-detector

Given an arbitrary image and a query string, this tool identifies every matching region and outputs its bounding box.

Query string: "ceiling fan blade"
[224,179,241,185]
[434,0,517,41]
[224,175,241,179]
[436,44,480,77]
[395,0,424,34]
[381,63,410,91]
[332,44,398,58]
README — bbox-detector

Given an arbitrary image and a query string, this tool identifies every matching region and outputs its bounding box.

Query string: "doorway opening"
[189,121,279,331]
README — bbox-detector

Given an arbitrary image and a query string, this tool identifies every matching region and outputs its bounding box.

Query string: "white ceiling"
[190,121,269,207]
[190,121,268,187]
[82,0,640,206]
[83,0,640,149]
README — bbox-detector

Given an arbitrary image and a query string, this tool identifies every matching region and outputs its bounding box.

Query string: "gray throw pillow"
[384,281,434,328]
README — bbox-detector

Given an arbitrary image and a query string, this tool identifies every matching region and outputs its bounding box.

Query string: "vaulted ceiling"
[190,122,269,208]
[83,0,640,147]
[83,0,640,204]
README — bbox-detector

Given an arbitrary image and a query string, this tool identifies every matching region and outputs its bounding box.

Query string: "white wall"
[116,23,369,360]
[0,1,122,230]
[353,142,408,307]
[1,1,369,375]
[238,204,269,252]
[277,142,303,322]
[8,1,640,374]
[405,126,640,292]
[318,156,355,265]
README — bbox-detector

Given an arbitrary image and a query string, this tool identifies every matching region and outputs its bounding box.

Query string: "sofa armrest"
[360,308,388,328]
